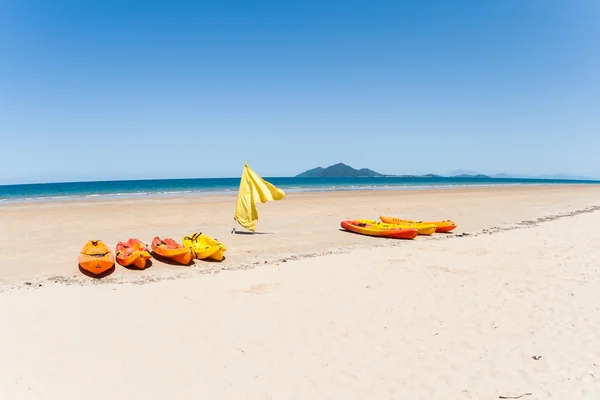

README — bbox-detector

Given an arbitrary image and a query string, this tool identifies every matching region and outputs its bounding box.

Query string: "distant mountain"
[296,163,384,178]
[296,167,324,177]
[453,174,491,179]
[295,165,596,180]
[448,169,480,176]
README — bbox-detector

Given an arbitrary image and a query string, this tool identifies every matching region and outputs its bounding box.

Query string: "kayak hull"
[116,238,152,269]
[151,237,194,265]
[380,215,457,233]
[355,219,436,235]
[78,240,115,275]
[341,220,418,239]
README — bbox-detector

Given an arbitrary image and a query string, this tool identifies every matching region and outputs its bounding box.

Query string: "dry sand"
[1,185,600,399]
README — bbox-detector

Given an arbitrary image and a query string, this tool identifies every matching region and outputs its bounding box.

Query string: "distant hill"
[453,174,491,179]
[295,165,596,180]
[296,167,324,177]
[296,163,384,178]
[450,171,595,181]
[448,169,480,176]
[491,173,513,179]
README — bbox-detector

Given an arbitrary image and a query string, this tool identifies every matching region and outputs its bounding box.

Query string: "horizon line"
[1,174,599,187]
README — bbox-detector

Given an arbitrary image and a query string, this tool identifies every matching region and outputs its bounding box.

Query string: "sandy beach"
[1,185,600,399]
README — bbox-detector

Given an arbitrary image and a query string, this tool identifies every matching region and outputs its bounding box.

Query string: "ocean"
[1,176,599,203]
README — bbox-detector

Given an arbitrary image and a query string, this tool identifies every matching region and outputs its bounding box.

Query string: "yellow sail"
[234,162,285,231]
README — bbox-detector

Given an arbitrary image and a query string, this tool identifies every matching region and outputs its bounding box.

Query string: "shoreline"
[1,181,598,205]
[2,184,600,290]
[0,182,597,207]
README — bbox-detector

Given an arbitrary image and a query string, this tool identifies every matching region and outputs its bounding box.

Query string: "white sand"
[1,186,600,399]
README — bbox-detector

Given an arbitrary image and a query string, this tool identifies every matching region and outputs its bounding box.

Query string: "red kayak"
[115,238,152,269]
[151,236,194,265]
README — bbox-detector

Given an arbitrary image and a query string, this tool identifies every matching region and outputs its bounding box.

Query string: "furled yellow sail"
[234,162,285,231]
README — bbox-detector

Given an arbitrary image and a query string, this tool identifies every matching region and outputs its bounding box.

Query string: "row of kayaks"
[341,215,457,239]
[78,216,455,275]
[78,233,226,275]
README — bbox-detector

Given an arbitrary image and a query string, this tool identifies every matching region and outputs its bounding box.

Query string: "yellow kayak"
[341,220,418,239]
[182,232,227,261]
[379,215,457,233]
[355,219,437,235]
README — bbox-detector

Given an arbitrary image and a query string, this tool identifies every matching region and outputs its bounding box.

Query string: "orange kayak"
[116,238,152,269]
[151,236,193,265]
[78,240,115,275]
[380,215,457,233]
[341,220,418,239]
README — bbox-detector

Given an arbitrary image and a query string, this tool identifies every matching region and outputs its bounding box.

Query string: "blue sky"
[1,0,599,184]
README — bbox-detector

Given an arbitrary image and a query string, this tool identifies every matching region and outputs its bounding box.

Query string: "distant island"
[296,163,385,178]
[295,164,594,180]
[295,163,492,178]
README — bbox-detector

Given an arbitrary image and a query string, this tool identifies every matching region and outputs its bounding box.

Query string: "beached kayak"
[116,238,152,269]
[182,232,227,261]
[341,220,418,239]
[78,240,115,275]
[151,237,194,265]
[355,219,436,235]
[379,215,457,233]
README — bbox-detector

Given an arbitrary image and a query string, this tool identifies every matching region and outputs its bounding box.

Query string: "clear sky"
[1,0,599,184]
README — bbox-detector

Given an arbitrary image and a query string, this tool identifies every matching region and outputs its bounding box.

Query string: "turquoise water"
[1,176,599,203]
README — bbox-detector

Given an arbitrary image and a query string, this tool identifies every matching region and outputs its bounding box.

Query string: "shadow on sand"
[196,256,226,263]
[231,230,272,235]
[338,228,415,240]
[78,264,116,279]
[150,252,195,266]
[119,259,155,271]
[339,228,454,239]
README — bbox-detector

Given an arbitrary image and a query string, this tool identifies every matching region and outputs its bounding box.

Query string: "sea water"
[0,176,598,203]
